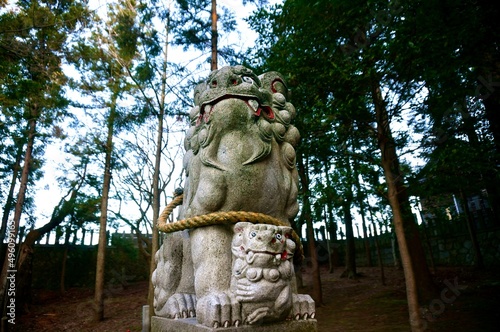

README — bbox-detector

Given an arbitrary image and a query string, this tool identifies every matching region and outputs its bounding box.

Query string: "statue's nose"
[209,74,242,89]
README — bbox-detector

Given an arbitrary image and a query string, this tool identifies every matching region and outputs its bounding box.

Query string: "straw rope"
[157,192,304,263]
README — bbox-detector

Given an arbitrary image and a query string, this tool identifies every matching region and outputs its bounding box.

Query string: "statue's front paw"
[157,293,197,319]
[246,306,270,325]
[197,293,241,328]
[291,293,315,320]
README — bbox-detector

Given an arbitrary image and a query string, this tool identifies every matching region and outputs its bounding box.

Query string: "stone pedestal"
[151,316,317,332]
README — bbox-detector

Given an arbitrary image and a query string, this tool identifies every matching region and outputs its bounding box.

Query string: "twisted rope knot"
[157,193,304,264]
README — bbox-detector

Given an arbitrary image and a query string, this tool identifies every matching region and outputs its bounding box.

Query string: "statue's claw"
[160,293,197,319]
[197,293,241,328]
[291,294,315,321]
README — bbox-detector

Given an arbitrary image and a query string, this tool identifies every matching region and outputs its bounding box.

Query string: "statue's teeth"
[204,104,211,114]
[248,100,259,112]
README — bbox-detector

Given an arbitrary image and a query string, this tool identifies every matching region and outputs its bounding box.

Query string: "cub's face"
[232,222,294,260]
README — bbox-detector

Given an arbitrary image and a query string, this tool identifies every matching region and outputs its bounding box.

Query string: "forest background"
[1,0,499,331]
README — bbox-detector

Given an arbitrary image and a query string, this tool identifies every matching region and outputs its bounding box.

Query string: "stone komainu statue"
[152,66,315,328]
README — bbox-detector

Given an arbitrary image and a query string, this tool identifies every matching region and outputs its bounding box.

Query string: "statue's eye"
[242,76,254,84]
[275,233,282,241]
[250,231,257,238]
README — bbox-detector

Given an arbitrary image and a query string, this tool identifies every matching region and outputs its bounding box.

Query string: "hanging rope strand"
[157,194,184,225]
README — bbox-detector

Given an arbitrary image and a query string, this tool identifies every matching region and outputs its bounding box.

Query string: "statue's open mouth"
[243,247,290,261]
[198,94,274,125]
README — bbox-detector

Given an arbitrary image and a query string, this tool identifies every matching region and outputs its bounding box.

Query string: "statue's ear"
[194,81,207,106]
[234,222,251,234]
[280,226,293,237]
[280,227,296,255]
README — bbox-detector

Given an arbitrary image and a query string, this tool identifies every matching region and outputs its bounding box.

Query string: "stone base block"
[151,316,317,332]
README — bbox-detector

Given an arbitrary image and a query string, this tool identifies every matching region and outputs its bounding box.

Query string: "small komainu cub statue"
[231,222,296,324]
[152,65,315,328]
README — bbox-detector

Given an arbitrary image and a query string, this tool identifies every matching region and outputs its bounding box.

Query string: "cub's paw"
[246,306,270,325]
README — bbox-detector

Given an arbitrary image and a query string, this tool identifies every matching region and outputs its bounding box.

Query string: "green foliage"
[246,0,500,229]
[0,0,92,227]
[411,137,497,197]
[171,0,238,64]
[112,0,141,63]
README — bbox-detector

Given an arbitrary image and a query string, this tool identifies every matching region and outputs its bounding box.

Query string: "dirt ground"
[14,265,500,332]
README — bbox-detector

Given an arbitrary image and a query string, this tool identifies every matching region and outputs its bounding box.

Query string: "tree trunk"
[352,161,372,267]
[327,220,339,270]
[131,223,151,262]
[94,101,117,322]
[323,158,337,273]
[340,201,357,279]
[305,214,322,304]
[0,114,37,308]
[371,223,385,286]
[0,144,23,246]
[459,189,484,269]
[372,82,430,331]
[2,151,84,314]
[421,223,437,275]
[148,65,166,329]
[295,265,304,288]
[147,13,171,328]
[210,0,218,70]
[297,154,322,305]
[391,232,401,268]
[15,186,80,314]
[359,206,372,267]
[323,206,333,274]
[60,245,68,294]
